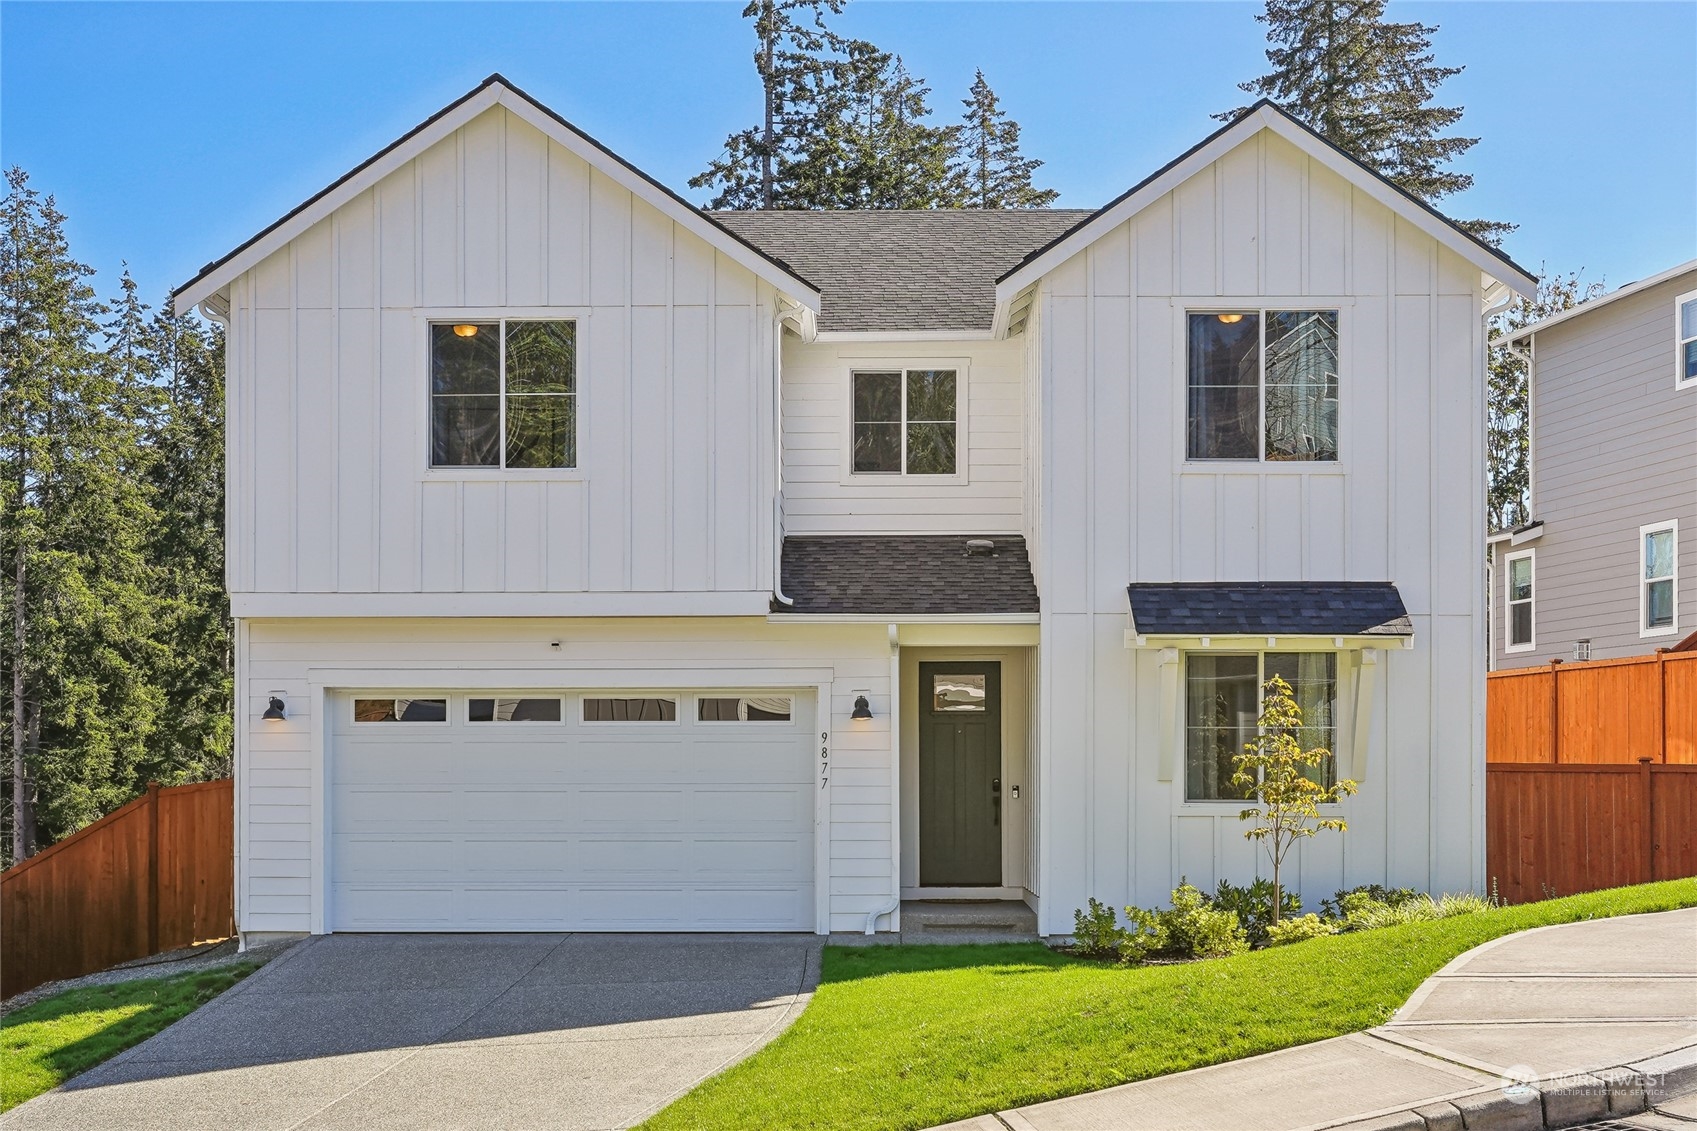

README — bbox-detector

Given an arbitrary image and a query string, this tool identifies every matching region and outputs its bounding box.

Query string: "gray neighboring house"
[1490,259,1697,669]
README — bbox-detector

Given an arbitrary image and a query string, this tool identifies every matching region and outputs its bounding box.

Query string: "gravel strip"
[1,937,300,1018]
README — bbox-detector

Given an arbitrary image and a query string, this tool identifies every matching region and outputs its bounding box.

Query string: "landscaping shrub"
[1212,878,1301,946]
[1069,898,1158,963]
[1336,891,1495,931]
[1264,913,1339,946]
[1151,882,1248,958]
[1320,884,1423,919]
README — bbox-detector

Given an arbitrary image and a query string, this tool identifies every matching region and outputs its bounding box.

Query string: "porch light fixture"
[451,324,480,338]
[850,695,873,721]
[1216,313,1244,324]
[262,696,287,721]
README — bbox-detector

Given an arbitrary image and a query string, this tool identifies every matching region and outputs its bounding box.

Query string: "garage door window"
[469,697,563,723]
[353,697,448,723]
[698,696,793,722]
[583,697,677,722]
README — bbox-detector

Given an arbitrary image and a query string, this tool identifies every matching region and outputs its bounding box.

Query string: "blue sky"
[2,1,1692,309]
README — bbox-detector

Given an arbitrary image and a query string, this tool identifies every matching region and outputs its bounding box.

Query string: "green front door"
[918,662,1002,887]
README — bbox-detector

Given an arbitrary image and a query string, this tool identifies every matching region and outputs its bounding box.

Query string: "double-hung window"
[1184,652,1337,801]
[1642,521,1678,636]
[1505,549,1535,651]
[431,320,576,469]
[1187,310,1340,461]
[1677,289,1697,389]
[851,368,958,475]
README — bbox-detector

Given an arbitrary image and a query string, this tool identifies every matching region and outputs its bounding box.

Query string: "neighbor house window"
[698,696,793,722]
[1642,521,1678,636]
[1505,549,1535,651]
[469,698,563,723]
[851,369,957,474]
[1678,289,1697,388]
[582,697,677,722]
[1187,311,1339,461]
[431,320,575,468]
[1185,652,1336,801]
[353,697,448,723]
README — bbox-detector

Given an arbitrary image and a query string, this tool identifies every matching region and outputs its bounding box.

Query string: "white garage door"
[329,689,815,931]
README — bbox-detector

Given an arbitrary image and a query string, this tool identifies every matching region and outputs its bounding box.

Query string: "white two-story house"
[175,75,1534,942]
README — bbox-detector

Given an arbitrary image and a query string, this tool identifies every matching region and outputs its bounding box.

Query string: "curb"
[1327,1043,1696,1131]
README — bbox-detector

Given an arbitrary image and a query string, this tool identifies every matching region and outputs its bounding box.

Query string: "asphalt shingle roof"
[710,210,1093,333]
[1126,582,1413,637]
[776,535,1039,615]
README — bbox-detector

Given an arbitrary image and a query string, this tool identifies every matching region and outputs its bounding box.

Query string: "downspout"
[865,623,902,934]
[773,299,798,607]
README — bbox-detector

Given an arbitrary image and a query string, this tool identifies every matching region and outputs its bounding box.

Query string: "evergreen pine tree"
[1223,0,1510,243]
[1486,270,1601,531]
[955,71,1059,208]
[690,0,846,209]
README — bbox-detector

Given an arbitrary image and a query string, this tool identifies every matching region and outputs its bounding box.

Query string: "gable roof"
[1500,258,1697,346]
[995,100,1538,320]
[173,74,821,316]
[712,209,1091,334]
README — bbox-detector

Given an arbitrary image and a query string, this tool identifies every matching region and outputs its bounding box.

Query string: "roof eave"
[1502,258,1697,345]
[174,75,821,316]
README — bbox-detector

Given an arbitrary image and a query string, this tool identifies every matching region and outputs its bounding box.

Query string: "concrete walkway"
[3,932,821,1131]
[938,907,1697,1131]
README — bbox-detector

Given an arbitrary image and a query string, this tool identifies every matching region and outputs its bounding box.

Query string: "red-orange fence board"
[1,779,233,998]
[1488,652,1697,765]
[1487,763,1697,905]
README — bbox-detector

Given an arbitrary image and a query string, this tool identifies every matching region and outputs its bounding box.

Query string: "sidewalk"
[936,907,1697,1131]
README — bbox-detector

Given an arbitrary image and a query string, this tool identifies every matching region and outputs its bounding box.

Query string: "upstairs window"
[1642,521,1678,636]
[1678,290,1697,388]
[431,320,576,469]
[1505,550,1535,651]
[1188,310,1339,461]
[851,368,957,475]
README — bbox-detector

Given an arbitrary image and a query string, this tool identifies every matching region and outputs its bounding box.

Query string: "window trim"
[1180,649,1341,805]
[839,358,970,485]
[1676,288,1697,390]
[1640,520,1679,638]
[1179,304,1345,467]
[1504,548,1537,653]
[417,308,590,481]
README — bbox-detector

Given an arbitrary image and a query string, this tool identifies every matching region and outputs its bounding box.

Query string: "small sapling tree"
[1232,674,1359,923]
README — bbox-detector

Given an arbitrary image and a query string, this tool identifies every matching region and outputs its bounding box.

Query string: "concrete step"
[900,900,1038,942]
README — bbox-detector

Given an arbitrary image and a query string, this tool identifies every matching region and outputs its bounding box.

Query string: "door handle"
[992,777,1001,827]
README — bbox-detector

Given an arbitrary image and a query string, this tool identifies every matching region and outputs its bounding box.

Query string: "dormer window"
[431,320,576,468]
[851,368,958,475]
[1187,310,1340,461]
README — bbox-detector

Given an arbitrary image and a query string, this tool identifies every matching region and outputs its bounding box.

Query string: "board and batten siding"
[1033,129,1487,929]
[237,617,894,935]
[1494,270,1697,667]
[780,338,1026,535]
[225,104,780,609]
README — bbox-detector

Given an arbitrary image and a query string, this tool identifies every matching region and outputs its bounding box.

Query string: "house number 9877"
[820,731,829,790]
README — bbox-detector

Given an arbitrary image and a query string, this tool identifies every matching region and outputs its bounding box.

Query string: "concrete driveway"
[4,932,822,1131]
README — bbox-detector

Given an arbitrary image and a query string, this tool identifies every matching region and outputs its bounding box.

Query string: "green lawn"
[1,963,259,1112]
[644,879,1697,1131]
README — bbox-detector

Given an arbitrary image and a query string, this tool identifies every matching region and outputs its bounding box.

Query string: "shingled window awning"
[1125,582,1412,639]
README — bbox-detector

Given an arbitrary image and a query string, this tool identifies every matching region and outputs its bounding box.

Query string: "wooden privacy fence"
[1486,651,1697,765]
[1488,762,1697,904]
[1,779,233,999]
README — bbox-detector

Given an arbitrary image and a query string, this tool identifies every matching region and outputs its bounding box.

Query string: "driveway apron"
[3,932,823,1131]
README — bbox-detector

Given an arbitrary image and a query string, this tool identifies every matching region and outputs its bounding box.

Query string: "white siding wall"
[1035,131,1487,930]
[238,617,893,935]
[780,337,1026,534]
[226,105,778,607]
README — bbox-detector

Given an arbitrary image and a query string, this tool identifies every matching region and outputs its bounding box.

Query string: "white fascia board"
[812,329,994,343]
[1510,523,1545,546]
[176,80,820,316]
[765,612,1040,625]
[994,105,1536,318]
[1124,631,1414,650]
[1499,259,1697,346]
[232,591,776,618]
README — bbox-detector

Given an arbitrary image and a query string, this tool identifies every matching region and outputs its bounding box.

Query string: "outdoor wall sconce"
[850,695,873,721]
[262,696,287,721]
